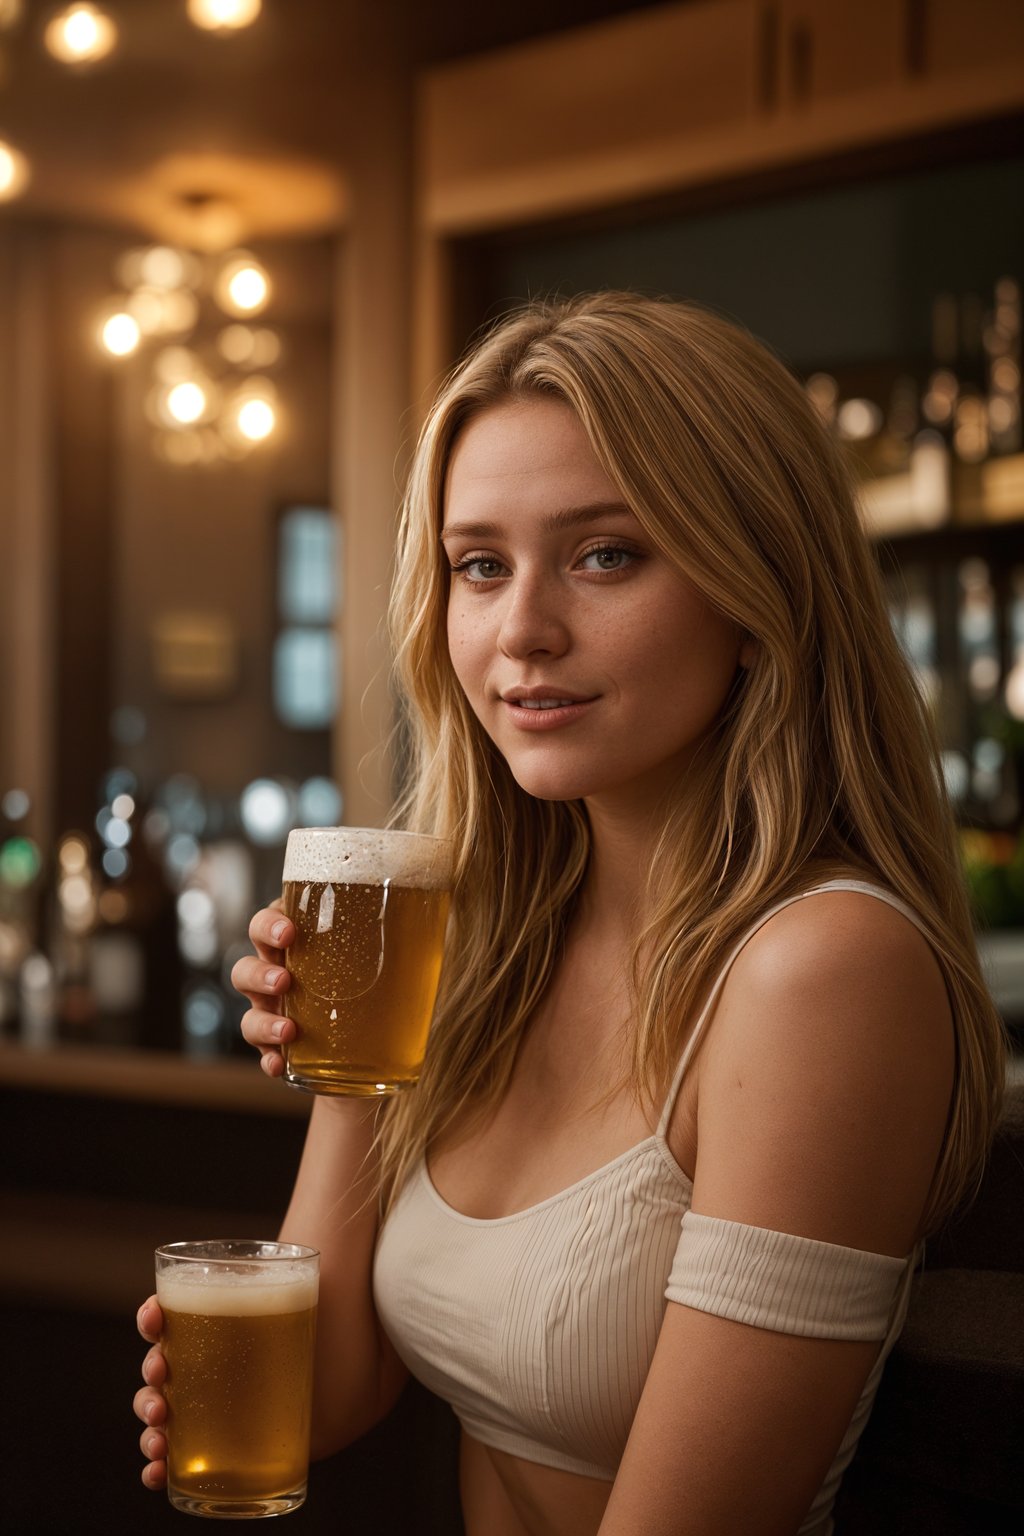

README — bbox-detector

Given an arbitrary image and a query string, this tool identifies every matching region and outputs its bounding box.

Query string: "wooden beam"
[0,225,56,849]
[332,65,416,826]
[423,58,1024,236]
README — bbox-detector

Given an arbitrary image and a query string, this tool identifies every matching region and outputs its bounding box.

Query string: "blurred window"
[274,508,338,729]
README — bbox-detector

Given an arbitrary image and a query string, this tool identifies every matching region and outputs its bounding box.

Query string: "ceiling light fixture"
[103,237,282,465]
[44,4,118,65]
[187,0,262,33]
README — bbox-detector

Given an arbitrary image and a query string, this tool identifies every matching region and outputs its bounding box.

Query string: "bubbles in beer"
[280,829,452,1093]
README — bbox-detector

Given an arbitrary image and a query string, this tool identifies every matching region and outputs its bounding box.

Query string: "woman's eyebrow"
[440,501,635,542]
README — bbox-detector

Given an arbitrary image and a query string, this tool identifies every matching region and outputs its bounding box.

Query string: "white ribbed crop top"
[373,881,931,1535]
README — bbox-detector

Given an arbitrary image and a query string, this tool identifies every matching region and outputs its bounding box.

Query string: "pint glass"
[280,827,452,1095]
[155,1240,319,1520]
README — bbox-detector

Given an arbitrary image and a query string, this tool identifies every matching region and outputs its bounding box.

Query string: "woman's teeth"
[518,699,575,709]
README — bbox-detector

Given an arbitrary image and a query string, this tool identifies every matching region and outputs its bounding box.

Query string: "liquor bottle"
[0,828,39,1032]
[953,292,990,467]
[48,832,100,1036]
[985,276,1022,458]
[912,294,957,525]
[921,292,958,446]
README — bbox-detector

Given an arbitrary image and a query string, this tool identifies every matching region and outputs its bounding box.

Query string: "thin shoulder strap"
[655,878,931,1139]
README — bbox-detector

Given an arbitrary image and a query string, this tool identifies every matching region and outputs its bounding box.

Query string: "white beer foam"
[157,1268,318,1317]
[283,827,452,889]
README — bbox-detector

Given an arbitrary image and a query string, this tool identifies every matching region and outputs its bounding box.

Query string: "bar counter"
[0,1036,312,1314]
[0,1035,313,1116]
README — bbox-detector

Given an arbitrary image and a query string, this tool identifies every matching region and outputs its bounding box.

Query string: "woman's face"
[441,396,751,814]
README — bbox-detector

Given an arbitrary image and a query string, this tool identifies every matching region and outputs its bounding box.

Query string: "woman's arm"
[236,904,409,1459]
[599,890,954,1535]
[134,905,409,1490]
[278,1096,409,1458]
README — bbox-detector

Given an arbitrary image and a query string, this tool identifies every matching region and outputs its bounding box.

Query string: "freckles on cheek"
[446,609,478,696]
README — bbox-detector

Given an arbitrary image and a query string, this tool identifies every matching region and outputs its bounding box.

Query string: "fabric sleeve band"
[665,1210,909,1340]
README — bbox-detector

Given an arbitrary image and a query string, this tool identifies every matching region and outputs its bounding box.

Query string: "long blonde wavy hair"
[379,291,1006,1234]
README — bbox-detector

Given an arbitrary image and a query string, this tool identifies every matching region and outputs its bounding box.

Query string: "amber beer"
[280,827,452,1095]
[155,1241,319,1520]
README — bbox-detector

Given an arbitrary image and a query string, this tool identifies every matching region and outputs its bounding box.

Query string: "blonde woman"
[136,294,1007,1535]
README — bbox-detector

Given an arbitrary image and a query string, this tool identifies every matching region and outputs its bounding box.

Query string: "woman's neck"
[577,795,663,938]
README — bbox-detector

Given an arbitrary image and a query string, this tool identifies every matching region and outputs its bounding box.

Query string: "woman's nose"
[497,573,571,659]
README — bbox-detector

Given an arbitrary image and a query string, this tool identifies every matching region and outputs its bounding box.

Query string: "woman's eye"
[452,557,506,582]
[579,545,636,573]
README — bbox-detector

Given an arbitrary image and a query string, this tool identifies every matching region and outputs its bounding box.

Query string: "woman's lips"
[501,697,597,730]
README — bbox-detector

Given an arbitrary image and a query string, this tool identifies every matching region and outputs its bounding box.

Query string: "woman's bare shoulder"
[740,874,946,998]
[692,879,954,1252]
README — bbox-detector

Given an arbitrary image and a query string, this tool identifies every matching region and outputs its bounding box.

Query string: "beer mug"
[280,826,453,1095]
[155,1240,319,1519]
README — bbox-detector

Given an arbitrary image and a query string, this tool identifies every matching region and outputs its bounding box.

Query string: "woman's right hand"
[135,1297,167,1489]
[231,901,295,1077]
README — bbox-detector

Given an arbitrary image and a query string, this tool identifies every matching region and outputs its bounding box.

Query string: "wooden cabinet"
[420,0,764,234]
[414,1,1024,396]
[775,0,906,106]
[773,0,1024,105]
[925,0,1024,78]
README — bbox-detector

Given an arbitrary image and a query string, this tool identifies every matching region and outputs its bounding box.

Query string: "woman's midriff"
[460,1432,613,1536]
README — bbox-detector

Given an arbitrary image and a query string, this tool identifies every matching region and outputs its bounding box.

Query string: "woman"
[135,294,1006,1535]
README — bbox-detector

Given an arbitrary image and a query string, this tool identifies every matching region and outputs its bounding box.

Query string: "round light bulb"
[237,398,276,441]
[228,266,268,313]
[215,253,271,316]
[0,139,30,200]
[167,382,207,425]
[101,313,141,357]
[187,0,262,31]
[44,4,117,64]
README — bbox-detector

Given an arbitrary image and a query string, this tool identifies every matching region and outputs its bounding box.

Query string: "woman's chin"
[508,767,586,803]
[507,763,610,804]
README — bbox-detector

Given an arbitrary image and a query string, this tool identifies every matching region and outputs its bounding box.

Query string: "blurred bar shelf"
[0,1189,283,1314]
[0,1037,312,1116]
[978,929,1024,1026]
[0,1038,311,1313]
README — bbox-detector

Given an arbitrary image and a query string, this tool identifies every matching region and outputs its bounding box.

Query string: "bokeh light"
[0,139,30,201]
[101,312,141,356]
[44,4,117,65]
[215,254,271,317]
[239,778,295,846]
[187,0,262,34]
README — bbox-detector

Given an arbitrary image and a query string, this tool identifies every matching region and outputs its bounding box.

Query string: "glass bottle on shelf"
[0,799,43,1034]
[915,293,958,526]
[985,278,1022,458]
[50,833,100,1036]
[83,772,182,1048]
[921,293,959,446]
[957,557,1018,828]
[953,293,990,479]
